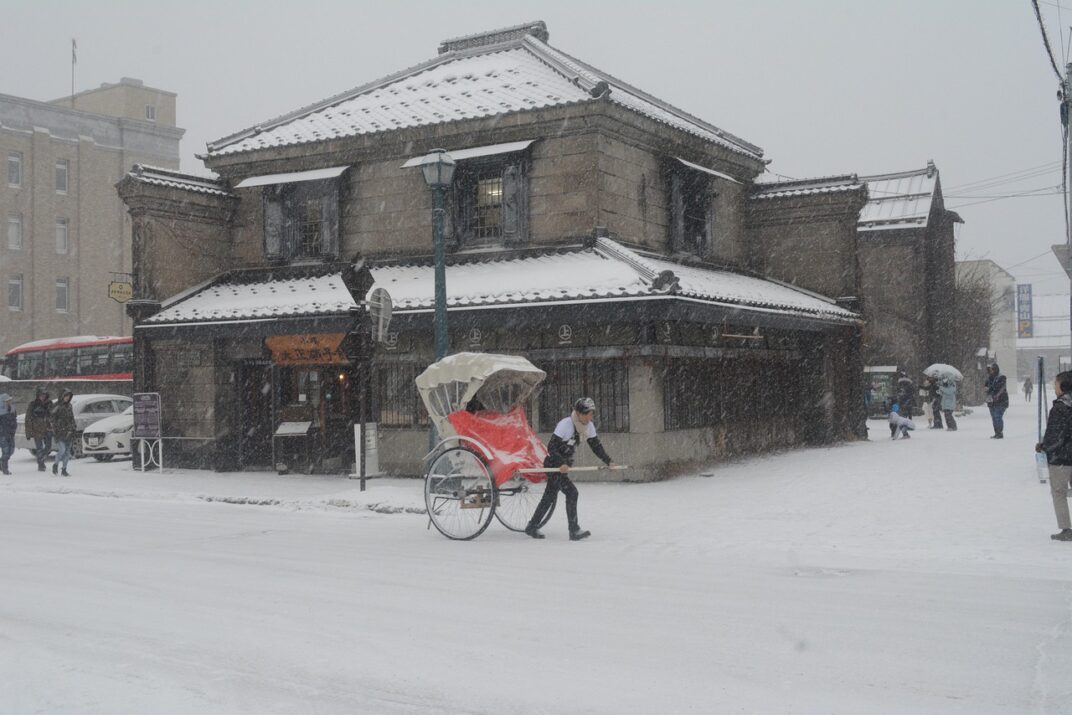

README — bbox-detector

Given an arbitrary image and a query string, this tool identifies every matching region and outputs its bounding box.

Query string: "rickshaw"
[416,352,556,540]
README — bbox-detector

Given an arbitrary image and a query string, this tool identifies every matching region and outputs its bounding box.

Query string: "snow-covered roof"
[370,237,857,322]
[143,272,356,325]
[207,24,762,162]
[858,164,938,231]
[751,174,864,200]
[124,165,231,197]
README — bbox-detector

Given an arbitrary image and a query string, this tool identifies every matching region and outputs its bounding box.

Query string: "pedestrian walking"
[888,402,915,440]
[0,393,16,475]
[25,387,53,472]
[939,378,958,431]
[1035,371,1072,541]
[985,364,1009,439]
[51,389,76,477]
[1024,376,1034,402]
[525,397,616,541]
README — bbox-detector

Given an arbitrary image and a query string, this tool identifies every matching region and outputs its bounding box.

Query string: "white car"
[16,394,133,459]
[82,406,135,461]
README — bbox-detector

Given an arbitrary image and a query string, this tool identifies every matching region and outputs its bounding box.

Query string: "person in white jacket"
[888,403,915,440]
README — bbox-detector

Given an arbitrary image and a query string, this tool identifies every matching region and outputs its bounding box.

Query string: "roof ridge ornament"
[439,21,549,55]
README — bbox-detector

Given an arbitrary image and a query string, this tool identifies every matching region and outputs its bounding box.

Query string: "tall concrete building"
[0,78,183,355]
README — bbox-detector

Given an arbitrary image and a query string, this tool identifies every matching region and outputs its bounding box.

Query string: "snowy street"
[2,405,1071,714]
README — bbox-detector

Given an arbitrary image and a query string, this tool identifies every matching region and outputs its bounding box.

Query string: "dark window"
[375,363,429,428]
[76,345,110,375]
[7,152,21,187]
[663,359,721,430]
[538,360,629,433]
[453,156,527,248]
[55,160,68,193]
[667,166,712,256]
[13,351,43,379]
[263,178,340,261]
[44,348,76,378]
[111,344,134,374]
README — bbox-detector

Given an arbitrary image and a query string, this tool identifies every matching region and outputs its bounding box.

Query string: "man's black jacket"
[1040,393,1072,465]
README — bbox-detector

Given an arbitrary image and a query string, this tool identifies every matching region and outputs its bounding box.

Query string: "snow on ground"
[1,405,1071,714]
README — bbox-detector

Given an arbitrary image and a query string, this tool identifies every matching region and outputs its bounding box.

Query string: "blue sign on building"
[1017,284,1033,338]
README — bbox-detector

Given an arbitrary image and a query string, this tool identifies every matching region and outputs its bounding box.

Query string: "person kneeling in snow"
[525,397,616,541]
[888,403,915,440]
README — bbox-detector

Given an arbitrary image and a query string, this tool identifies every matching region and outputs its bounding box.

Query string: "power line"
[945,161,1061,191]
[1033,0,1065,81]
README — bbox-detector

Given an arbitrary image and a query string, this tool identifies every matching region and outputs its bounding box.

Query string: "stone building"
[119,22,868,476]
[855,163,961,377]
[0,78,182,355]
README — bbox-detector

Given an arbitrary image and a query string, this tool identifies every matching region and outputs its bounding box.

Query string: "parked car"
[81,405,134,461]
[16,394,133,459]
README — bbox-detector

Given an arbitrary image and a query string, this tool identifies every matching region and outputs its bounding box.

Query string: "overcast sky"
[4,0,1070,293]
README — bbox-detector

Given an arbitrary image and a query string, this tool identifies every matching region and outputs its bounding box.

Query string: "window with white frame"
[55,278,69,312]
[7,153,22,187]
[7,215,22,250]
[55,160,68,193]
[263,179,340,261]
[8,274,23,311]
[145,105,156,121]
[55,219,69,254]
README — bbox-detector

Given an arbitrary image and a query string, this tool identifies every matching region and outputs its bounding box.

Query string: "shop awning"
[234,165,350,189]
[139,270,358,328]
[369,237,856,324]
[400,140,535,168]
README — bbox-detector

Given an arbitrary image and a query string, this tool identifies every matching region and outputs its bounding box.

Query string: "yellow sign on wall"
[108,281,133,303]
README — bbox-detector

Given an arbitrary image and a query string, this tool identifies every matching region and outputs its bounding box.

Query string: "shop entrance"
[238,361,274,467]
[277,366,355,470]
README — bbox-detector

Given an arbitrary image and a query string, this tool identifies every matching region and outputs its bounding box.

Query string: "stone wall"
[745,191,867,301]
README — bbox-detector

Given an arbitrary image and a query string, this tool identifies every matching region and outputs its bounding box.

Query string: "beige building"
[0,77,182,355]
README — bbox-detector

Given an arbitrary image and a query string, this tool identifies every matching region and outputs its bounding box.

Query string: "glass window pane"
[7,216,21,250]
[55,160,68,193]
[55,278,69,312]
[7,275,22,310]
[55,220,68,254]
[7,153,21,186]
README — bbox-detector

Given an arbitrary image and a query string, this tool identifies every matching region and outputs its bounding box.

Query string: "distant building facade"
[1017,293,1070,381]
[120,22,872,475]
[0,77,183,355]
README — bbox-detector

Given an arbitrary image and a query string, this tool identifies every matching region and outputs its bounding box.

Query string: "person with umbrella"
[939,378,958,431]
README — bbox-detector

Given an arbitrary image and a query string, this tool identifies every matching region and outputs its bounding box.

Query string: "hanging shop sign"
[108,281,133,303]
[265,333,349,365]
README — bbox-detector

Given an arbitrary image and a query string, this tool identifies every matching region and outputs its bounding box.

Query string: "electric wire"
[1033,0,1065,81]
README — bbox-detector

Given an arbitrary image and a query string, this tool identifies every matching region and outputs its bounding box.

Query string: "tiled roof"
[125,165,232,197]
[144,272,355,325]
[370,238,857,322]
[751,174,864,200]
[207,27,762,161]
[858,164,938,230]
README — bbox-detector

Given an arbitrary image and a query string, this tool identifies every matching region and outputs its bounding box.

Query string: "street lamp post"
[414,149,456,360]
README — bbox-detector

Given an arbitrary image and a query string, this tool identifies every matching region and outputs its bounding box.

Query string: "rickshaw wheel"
[494,474,555,531]
[425,447,496,540]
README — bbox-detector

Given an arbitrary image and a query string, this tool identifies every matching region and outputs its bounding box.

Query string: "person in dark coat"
[24,387,53,472]
[1036,371,1072,541]
[525,397,616,541]
[51,389,76,477]
[0,393,16,475]
[895,371,916,418]
[927,378,943,429]
[1024,376,1034,402]
[985,364,1009,439]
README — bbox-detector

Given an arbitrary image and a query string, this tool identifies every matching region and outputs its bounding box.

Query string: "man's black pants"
[529,472,579,532]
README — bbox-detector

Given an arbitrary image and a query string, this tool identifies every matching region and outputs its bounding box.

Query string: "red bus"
[1,335,133,381]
